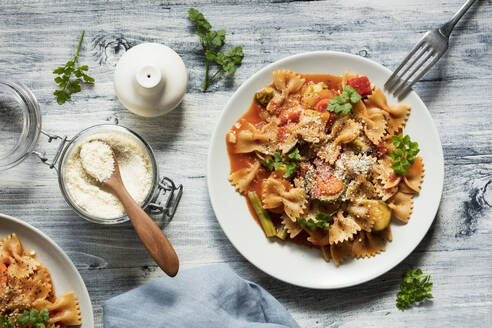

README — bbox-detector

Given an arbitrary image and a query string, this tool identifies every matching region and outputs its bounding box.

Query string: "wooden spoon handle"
[113,186,179,277]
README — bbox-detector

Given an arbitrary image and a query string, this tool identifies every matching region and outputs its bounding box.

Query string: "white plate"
[0,213,94,327]
[207,51,444,289]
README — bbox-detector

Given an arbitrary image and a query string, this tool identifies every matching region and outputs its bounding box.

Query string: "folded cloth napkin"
[104,264,300,328]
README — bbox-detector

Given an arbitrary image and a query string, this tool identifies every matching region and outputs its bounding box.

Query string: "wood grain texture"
[0,0,491,327]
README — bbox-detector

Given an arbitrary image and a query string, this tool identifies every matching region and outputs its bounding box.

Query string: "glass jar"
[0,82,182,224]
[0,82,42,170]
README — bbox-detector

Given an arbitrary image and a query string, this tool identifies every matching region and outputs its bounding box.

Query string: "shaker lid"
[114,43,188,118]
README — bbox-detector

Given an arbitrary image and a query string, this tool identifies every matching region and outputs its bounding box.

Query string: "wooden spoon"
[104,152,179,277]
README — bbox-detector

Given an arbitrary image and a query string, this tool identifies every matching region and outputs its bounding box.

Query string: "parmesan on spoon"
[79,140,115,182]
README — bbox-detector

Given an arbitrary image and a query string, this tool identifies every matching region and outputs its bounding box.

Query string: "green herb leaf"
[298,217,331,231]
[283,162,297,178]
[188,8,244,91]
[287,147,301,160]
[0,316,14,328]
[262,157,274,171]
[315,211,334,223]
[188,8,211,33]
[263,150,300,178]
[396,268,433,310]
[390,135,420,176]
[53,30,94,105]
[298,211,333,231]
[327,86,362,115]
[16,308,49,327]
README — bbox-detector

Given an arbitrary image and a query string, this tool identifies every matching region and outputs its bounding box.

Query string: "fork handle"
[440,0,479,37]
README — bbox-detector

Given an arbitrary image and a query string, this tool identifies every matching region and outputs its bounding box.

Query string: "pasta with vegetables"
[226,71,424,265]
[0,234,82,327]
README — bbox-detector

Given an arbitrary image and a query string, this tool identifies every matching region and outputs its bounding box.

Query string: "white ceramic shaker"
[114,43,188,117]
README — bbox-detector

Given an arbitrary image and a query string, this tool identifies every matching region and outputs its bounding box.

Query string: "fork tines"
[385,31,445,99]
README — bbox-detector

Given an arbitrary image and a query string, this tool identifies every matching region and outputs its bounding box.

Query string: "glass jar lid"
[0,82,42,170]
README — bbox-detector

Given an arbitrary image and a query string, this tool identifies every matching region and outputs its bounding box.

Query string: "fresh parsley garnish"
[390,135,420,176]
[262,148,301,178]
[188,8,244,91]
[396,268,433,310]
[327,86,362,115]
[273,152,283,170]
[53,30,94,105]
[284,162,297,178]
[298,211,334,231]
[0,316,14,328]
[17,309,50,328]
[287,147,301,160]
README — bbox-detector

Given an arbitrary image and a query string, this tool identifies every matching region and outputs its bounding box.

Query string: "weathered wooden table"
[1,0,490,327]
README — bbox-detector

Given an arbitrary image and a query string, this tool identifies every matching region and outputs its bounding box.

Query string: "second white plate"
[207,51,444,289]
[0,213,94,327]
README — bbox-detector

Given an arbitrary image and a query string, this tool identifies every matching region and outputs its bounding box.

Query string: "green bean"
[248,191,276,238]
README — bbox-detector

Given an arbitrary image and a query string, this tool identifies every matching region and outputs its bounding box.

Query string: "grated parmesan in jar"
[64,131,153,219]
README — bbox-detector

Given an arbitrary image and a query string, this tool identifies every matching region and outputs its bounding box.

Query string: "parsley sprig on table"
[396,268,433,310]
[263,147,300,178]
[188,8,244,91]
[390,135,420,176]
[53,30,94,105]
[327,86,362,115]
[298,211,334,231]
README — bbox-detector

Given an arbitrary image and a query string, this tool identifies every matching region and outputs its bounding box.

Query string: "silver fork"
[385,0,479,99]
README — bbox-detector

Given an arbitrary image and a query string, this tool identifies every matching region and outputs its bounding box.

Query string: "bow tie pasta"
[226,71,424,266]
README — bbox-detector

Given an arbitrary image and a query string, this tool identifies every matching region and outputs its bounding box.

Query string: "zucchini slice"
[371,201,392,231]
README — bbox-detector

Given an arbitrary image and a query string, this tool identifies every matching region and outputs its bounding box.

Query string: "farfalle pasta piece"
[281,215,303,238]
[262,177,307,221]
[351,231,386,258]
[317,142,341,166]
[345,175,378,202]
[373,178,398,201]
[228,160,261,194]
[321,246,331,262]
[1,234,39,279]
[373,155,401,189]
[270,70,306,106]
[378,225,393,242]
[387,191,414,223]
[329,211,361,245]
[234,121,277,154]
[402,156,424,193]
[319,118,362,165]
[384,104,411,135]
[293,109,330,143]
[276,124,298,154]
[330,240,353,266]
[363,106,388,144]
[365,88,389,111]
[347,200,377,232]
[352,100,368,122]
[34,292,82,326]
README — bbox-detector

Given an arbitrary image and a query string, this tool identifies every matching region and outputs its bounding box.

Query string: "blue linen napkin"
[103,264,300,328]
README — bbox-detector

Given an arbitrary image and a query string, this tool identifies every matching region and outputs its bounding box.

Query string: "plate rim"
[207,50,444,289]
[0,212,95,327]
